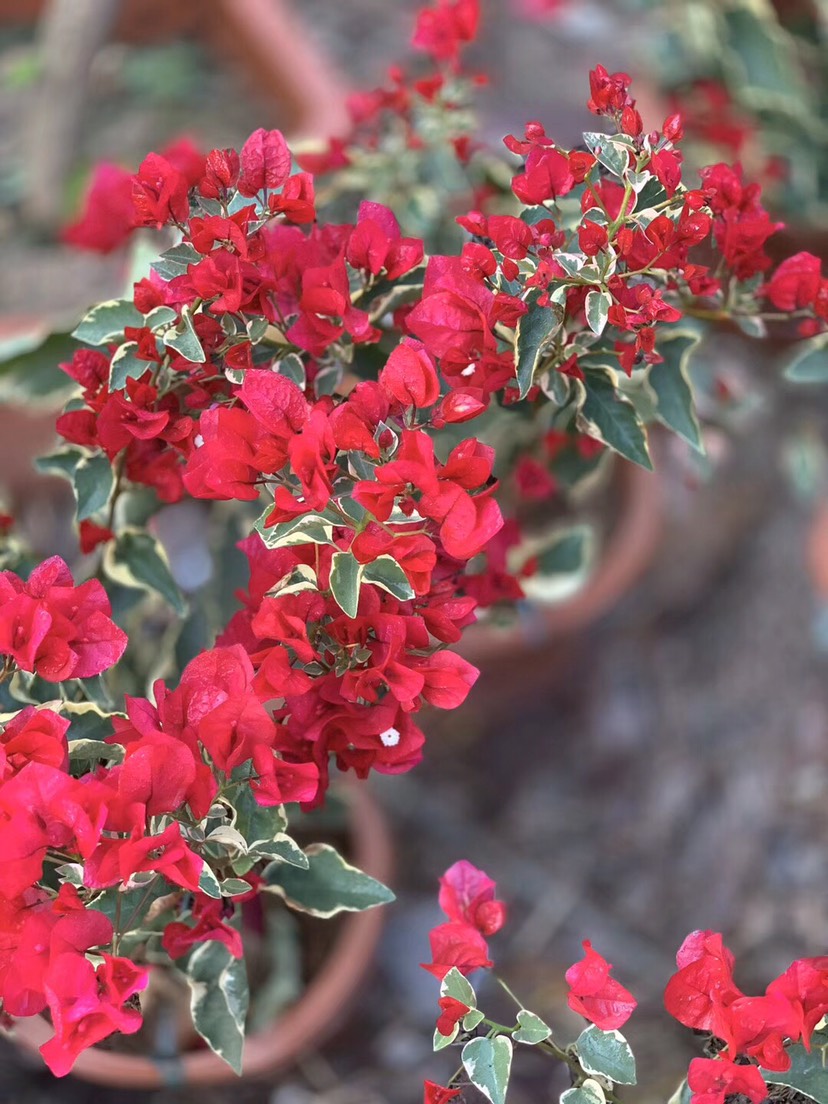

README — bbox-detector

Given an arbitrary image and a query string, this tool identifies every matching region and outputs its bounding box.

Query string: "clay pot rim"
[8,779,393,1088]
[461,458,662,665]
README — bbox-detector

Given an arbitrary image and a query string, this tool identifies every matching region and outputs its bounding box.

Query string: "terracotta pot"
[460,458,662,670]
[8,780,393,1088]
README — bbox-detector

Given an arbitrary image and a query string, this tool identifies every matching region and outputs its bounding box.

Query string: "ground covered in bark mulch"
[1,4,827,1102]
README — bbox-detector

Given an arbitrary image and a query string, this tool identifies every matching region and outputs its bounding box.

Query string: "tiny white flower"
[380,726,400,747]
[461,363,476,377]
[194,433,205,448]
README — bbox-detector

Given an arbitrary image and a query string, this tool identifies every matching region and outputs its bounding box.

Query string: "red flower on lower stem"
[424,1081,462,1104]
[565,939,637,1030]
[687,1057,767,1104]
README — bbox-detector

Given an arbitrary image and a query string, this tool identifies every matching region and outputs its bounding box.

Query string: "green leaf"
[163,306,205,363]
[109,341,149,390]
[724,5,809,112]
[441,967,477,1008]
[220,878,255,897]
[463,1008,486,1031]
[462,1036,513,1104]
[198,864,223,900]
[585,290,610,336]
[434,1025,459,1050]
[255,833,309,869]
[262,842,394,917]
[188,941,249,1075]
[577,368,652,469]
[276,353,306,389]
[561,1081,606,1104]
[68,738,124,766]
[762,1038,828,1104]
[144,305,178,331]
[103,529,187,614]
[329,551,363,619]
[256,511,335,548]
[0,329,77,403]
[647,332,703,451]
[74,453,114,521]
[233,784,287,845]
[785,334,828,383]
[62,701,120,744]
[583,132,629,178]
[361,554,415,601]
[35,446,84,481]
[151,242,200,281]
[513,1010,552,1045]
[73,299,142,346]
[667,1078,692,1104]
[515,288,565,399]
[576,1025,637,1085]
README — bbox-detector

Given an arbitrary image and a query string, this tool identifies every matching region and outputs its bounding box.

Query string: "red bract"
[663,930,742,1033]
[131,152,191,228]
[62,162,136,253]
[0,706,68,780]
[436,995,471,1036]
[412,0,479,69]
[687,1058,768,1104]
[347,201,424,280]
[424,1082,462,1104]
[764,251,823,311]
[438,859,506,935]
[565,940,637,1030]
[0,557,127,681]
[587,64,634,117]
[238,128,292,196]
[421,920,493,979]
[381,335,441,410]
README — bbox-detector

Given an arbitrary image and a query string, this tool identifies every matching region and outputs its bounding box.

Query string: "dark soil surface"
[1,4,827,1103]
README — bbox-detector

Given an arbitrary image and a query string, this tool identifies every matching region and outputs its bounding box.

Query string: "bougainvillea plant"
[422,861,828,1104]
[1,0,828,1085]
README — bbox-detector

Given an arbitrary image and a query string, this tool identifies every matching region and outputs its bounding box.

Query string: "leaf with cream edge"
[586,290,611,336]
[576,368,652,469]
[188,941,249,1075]
[513,1009,552,1045]
[576,1025,637,1085]
[103,529,187,615]
[361,554,415,601]
[329,550,364,618]
[441,966,477,1007]
[785,332,828,383]
[561,1080,607,1104]
[74,453,114,521]
[462,1036,513,1104]
[647,330,704,451]
[163,304,206,363]
[262,843,394,917]
[762,1034,828,1104]
[515,287,565,398]
[72,298,142,346]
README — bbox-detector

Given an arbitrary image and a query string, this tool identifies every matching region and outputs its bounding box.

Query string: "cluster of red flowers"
[0,557,126,682]
[422,860,507,982]
[7,0,828,1080]
[665,930,828,1104]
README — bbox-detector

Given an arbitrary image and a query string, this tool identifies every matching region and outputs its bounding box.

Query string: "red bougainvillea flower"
[62,162,136,253]
[424,1081,462,1104]
[412,0,479,69]
[565,939,637,1029]
[0,706,69,781]
[663,929,742,1033]
[436,995,471,1036]
[438,859,506,935]
[421,920,493,979]
[0,556,127,681]
[687,1058,768,1104]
